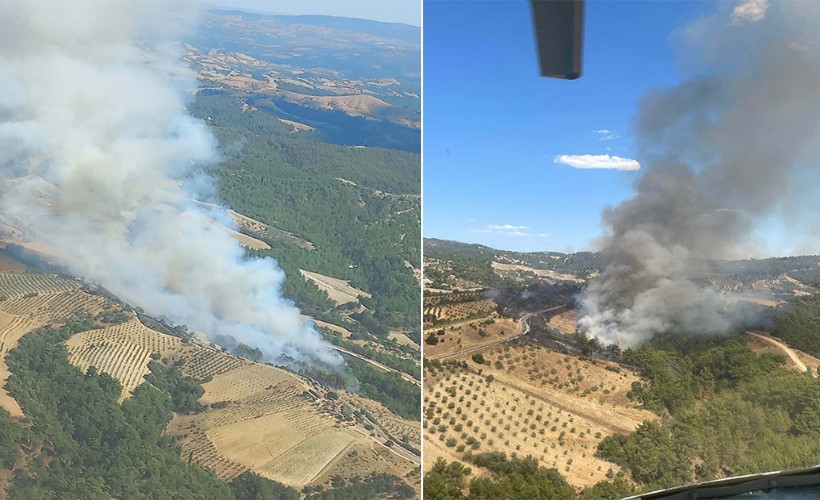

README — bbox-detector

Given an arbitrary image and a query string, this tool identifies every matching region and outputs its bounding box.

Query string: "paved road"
[430,304,568,361]
[331,345,421,386]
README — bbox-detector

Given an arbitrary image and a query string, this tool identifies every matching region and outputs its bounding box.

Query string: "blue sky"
[423,0,711,252]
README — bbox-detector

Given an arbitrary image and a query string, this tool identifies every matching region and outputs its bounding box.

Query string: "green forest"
[190,93,421,335]
[597,335,820,490]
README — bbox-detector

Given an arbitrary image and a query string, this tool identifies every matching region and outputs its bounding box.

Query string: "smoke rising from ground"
[0,1,341,367]
[579,1,820,348]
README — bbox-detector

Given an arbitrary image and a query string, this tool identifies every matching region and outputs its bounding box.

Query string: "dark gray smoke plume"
[0,1,341,366]
[579,0,820,347]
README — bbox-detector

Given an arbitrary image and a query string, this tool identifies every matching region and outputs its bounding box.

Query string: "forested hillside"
[191,93,420,333]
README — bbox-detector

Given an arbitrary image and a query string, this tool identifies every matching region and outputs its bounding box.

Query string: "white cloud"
[469,225,550,238]
[554,154,640,171]
[500,231,551,238]
[593,129,619,141]
[731,0,769,24]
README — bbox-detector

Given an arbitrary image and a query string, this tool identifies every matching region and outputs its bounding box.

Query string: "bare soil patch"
[548,310,578,335]
[300,269,371,306]
[491,262,584,283]
[424,315,518,359]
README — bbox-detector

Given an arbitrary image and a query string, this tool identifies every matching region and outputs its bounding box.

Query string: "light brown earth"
[745,331,820,377]
[426,299,497,323]
[169,357,419,489]
[0,272,418,491]
[300,314,356,339]
[491,262,585,283]
[424,343,655,489]
[345,392,421,450]
[279,118,315,132]
[314,439,421,493]
[548,310,578,335]
[299,269,371,306]
[388,331,420,351]
[204,216,271,250]
[0,246,25,273]
[423,316,519,359]
[66,319,183,402]
[193,201,314,250]
[0,310,39,417]
[0,274,95,417]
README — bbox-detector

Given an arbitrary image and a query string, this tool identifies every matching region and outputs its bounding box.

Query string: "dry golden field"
[548,310,578,335]
[0,273,102,417]
[65,319,182,401]
[424,315,519,359]
[423,343,655,490]
[0,271,419,493]
[299,269,371,306]
[491,261,585,283]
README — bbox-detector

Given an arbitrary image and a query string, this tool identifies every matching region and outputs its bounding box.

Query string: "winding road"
[429,304,568,361]
[745,331,815,376]
[331,345,421,386]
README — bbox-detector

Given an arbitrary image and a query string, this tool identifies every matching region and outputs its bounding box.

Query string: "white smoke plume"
[579,1,820,348]
[0,0,342,367]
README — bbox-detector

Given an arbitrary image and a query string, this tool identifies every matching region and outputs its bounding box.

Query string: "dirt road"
[746,331,814,376]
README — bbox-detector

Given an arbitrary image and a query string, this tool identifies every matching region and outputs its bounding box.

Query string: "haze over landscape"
[0,0,342,367]
[0,1,420,497]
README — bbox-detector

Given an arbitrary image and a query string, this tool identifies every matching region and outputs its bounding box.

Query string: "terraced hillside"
[166,353,418,489]
[0,272,419,495]
[0,272,102,417]
[66,319,182,402]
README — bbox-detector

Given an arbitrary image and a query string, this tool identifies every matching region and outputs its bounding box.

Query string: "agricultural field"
[66,319,182,401]
[423,343,655,490]
[491,261,585,283]
[423,290,501,329]
[425,299,497,323]
[0,273,104,417]
[0,309,39,417]
[344,391,421,450]
[0,271,419,494]
[0,272,79,300]
[424,315,519,359]
[312,439,421,492]
[167,353,417,490]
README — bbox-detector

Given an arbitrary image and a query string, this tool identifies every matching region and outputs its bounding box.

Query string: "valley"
[423,238,820,498]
